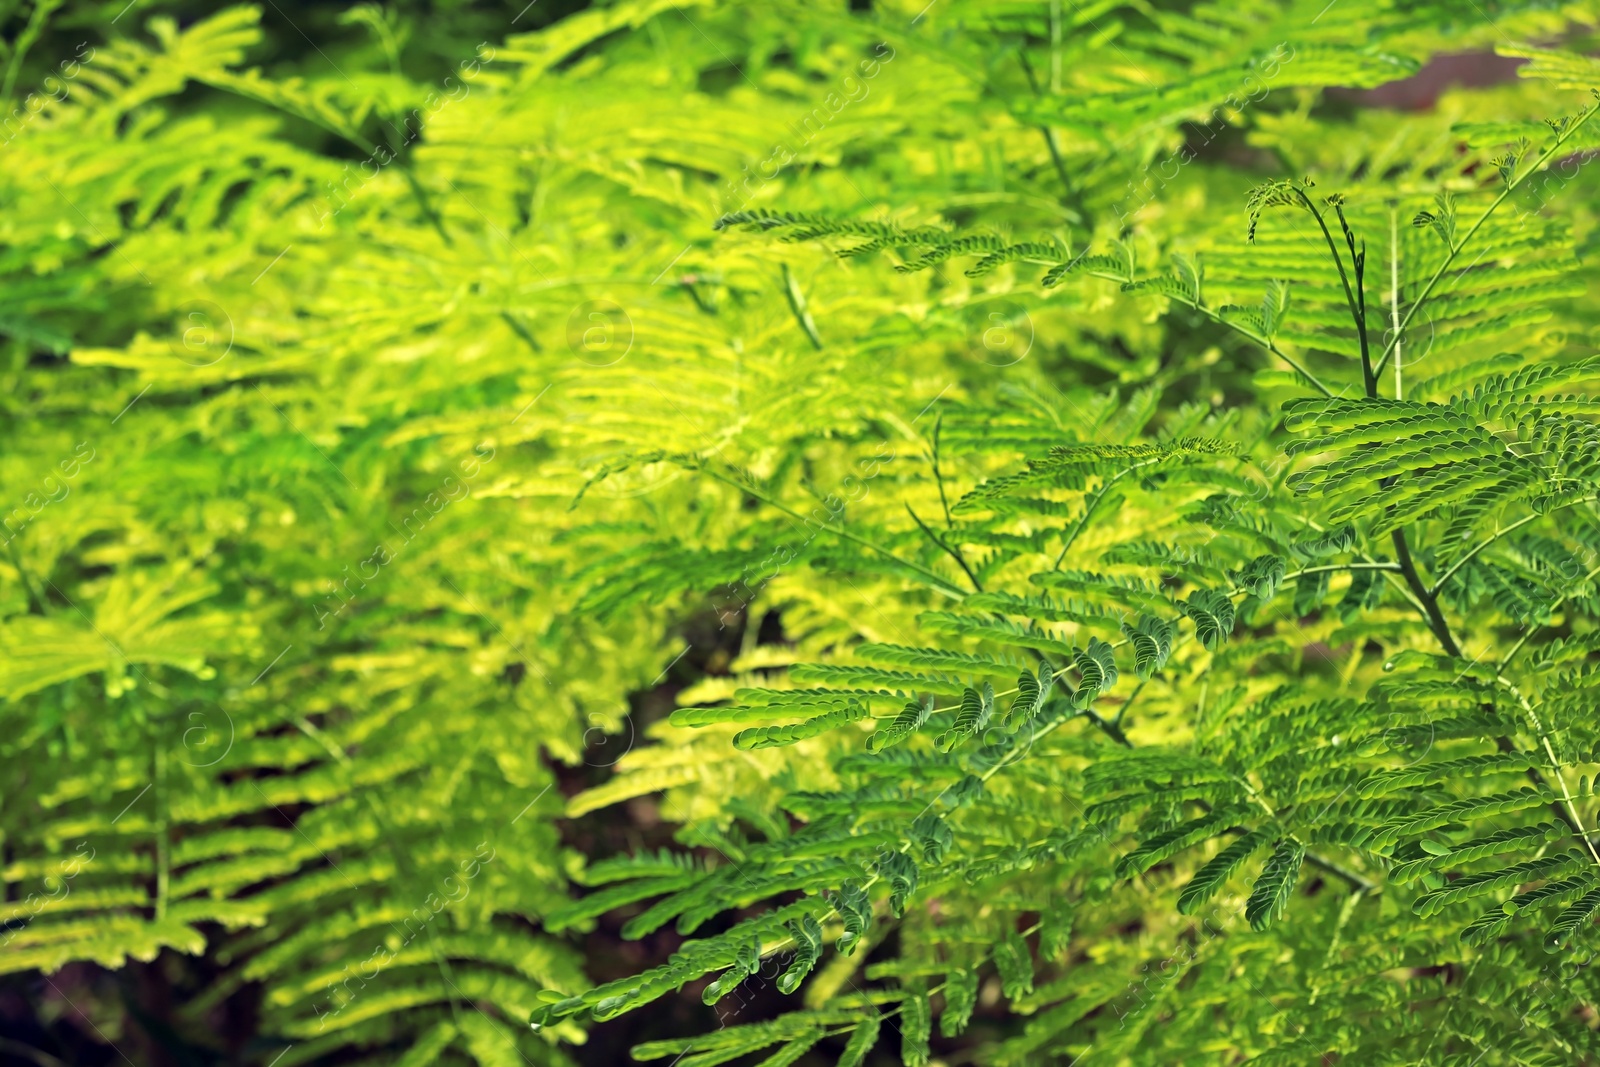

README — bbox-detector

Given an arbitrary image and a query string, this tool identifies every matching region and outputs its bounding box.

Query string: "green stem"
[1053,452,1198,570]
[202,80,450,244]
[1305,853,1379,895]
[1052,472,1127,569]
[1389,205,1402,400]
[700,466,968,598]
[1430,496,1599,596]
[1390,528,1462,657]
[1500,558,1600,672]
[1226,769,1378,894]
[5,537,44,614]
[1309,189,1462,658]
[295,718,468,1025]
[154,720,169,922]
[0,0,61,105]
[905,504,982,593]
[1083,268,1335,398]
[1294,189,1373,395]
[499,310,543,354]
[929,414,954,527]
[1016,47,1081,218]
[1112,676,1149,729]
[782,264,825,350]
[1496,680,1600,868]
[1372,98,1600,380]
[1283,561,1401,580]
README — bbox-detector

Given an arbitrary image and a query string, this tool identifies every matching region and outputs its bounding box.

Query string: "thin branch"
[205,80,453,243]
[1052,472,1127,569]
[980,710,1079,781]
[5,537,44,615]
[1390,528,1463,658]
[905,503,983,593]
[699,466,969,598]
[1294,188,1374,394]
[293,716,470,1025]
[1373,98,1600,380]
[1430,495,1599,596]
[1083,709,1133,748]
[1016,47,1081,217]
[1389,204,1402,400]
[1241,457,1435,624]
[1500,558,1600,672]
[0,0,58,105]
[1112,676,1150,729]
[1498,677,1600,869]
[1304,851,1380,894]
[499,310,543,354]
[782,263,825,350]
[1306,188,1463,659]
[1052,452,1196,570]
[930,413,955,527]
[1227,767,1377,894]
[1283,561,1401,580]
[1082,267,1336,398]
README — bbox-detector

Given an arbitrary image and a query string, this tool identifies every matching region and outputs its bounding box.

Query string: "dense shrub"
[7,1,1600,1065]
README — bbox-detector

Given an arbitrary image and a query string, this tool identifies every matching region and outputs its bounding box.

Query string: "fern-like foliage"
[17,0,1600,1063]
[1,0,1081,1061]
[553,24,1600,1067]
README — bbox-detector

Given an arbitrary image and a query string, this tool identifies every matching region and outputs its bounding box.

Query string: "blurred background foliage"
[3,0,1600,1063]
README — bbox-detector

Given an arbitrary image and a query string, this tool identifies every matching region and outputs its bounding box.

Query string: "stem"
[1112,677,1149,729]
[294,718,469,1024]
[1389,528,1462,657]
[1430,496,1599,596]
[1389,205,1402,400]
[1499,679,1600,868]
[742,627,1376,979]
[397,160,452,245]
[700,466,968,597]
[1052,472,1126,569]
[1082,268,1335,397]
[203,80,451,244]
[1304,851,1380,894]
[0,0,59,105]
[1084,709,1133,748]
[1283,561,1401,580]
[1238,447,1438,629]
[1053,452,1213,571]
[905,504,982,593]
[154,737,169,921]
[1500,559,1600,671]
[1016,48,1081,216]
[782,264,825,350]
[1204,309,1335,398]
[1229,768,1378,894]
[1311,193,1464,658]
[1372,98,1600,380]
[930,414,954,527]
[499,310,543,353]
[5,537,44,614]
[1294,189,1374,394]
[980,710,1078,781]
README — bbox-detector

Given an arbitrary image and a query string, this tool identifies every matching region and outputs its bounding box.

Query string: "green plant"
[13,0,1600,1063]
[547,18,1600,1067]
[0,0,1032,1061]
